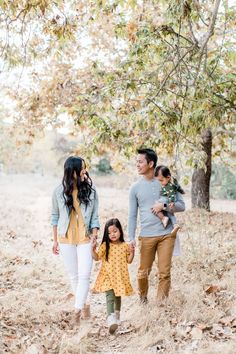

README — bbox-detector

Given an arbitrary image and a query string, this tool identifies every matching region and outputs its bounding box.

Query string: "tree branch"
[200,0,221,54]
[188,18,199,46]
[149,46,194,101]
[193,0,221,85]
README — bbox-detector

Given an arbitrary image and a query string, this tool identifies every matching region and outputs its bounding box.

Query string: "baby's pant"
[169,213,177,225]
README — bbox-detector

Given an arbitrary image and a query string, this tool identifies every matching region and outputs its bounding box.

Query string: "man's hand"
[151,202,164,215]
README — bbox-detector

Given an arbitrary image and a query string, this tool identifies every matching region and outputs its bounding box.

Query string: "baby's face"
[156,175,170,187]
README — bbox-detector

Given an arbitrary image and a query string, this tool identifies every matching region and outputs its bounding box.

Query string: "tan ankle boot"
[74,309,81,325]
[81,304,90,320]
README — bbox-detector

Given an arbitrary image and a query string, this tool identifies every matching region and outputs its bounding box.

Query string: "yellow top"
[58,189,89,245]
[93,242,133,296]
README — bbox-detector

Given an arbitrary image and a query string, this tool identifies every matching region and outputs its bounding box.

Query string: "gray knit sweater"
[128,177,185,240]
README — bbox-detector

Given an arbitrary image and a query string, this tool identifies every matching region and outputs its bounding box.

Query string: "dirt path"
[1,174,236,353]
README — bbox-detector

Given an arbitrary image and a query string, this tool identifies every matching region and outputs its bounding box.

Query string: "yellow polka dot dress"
[93,242,133,296]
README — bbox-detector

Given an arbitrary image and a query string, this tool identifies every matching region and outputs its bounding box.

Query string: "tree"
[1,1,236,210]
[191,128,212,210]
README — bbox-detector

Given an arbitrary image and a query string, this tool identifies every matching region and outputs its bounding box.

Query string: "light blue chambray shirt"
[51,184,100,238]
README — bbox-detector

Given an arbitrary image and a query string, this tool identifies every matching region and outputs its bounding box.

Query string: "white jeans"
[60,242,93,310]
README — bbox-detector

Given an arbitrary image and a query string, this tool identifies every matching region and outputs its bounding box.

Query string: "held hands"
[151,202,164,216]
[91,236,97,250]
[52,241,59,255]
[129,240,136,252]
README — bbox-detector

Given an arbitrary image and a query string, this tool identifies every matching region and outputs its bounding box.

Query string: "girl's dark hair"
[101,218,124,261]
[154,165,171,178]
[62,156,94,214]
[155,165,185,194]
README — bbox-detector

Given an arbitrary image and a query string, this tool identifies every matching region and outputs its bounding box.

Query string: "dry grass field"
[1,173,236,353]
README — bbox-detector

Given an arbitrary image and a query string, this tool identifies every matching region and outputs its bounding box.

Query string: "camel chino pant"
[138,234,176,300]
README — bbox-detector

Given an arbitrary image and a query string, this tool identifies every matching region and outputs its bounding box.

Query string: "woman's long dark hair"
[101,218,125,261]
[62,156,94,213]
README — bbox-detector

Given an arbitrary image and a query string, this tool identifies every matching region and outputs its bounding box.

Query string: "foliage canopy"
[1,0,236,170]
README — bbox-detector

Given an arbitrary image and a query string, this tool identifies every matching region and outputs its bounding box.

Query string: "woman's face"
[73,161,87,182]
[79,161,87,182]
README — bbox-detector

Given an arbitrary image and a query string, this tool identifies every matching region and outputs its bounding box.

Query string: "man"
[128,148,185,303]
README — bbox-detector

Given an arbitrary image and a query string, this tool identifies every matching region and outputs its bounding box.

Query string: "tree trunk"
[191,128,212,211]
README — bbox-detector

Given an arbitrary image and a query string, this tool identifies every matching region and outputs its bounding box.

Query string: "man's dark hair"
[137,148,158,168]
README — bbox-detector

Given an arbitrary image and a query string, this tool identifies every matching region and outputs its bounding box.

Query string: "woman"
[51,156,99,323]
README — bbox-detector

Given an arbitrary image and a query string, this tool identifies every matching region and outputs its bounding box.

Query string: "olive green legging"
[105,289,121,315]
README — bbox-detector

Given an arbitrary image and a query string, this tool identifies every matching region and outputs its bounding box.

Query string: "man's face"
[136,154,153,175]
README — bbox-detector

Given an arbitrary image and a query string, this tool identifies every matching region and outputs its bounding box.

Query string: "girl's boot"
[107,313,118,334]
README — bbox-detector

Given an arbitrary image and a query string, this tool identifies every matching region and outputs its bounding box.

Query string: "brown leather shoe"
[74,309,81,325]
[139,296,148,304]
[81,304,91,320]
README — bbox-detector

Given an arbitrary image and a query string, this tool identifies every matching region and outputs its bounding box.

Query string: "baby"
[154,165,185,234]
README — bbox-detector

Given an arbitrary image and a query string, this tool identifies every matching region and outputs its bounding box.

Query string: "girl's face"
[108,225,121,243]
[157,174,170,187]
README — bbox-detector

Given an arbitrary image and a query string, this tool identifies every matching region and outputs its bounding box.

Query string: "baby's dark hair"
[101,218,125,261]
[155,165,185,194]
[155,165,171,178]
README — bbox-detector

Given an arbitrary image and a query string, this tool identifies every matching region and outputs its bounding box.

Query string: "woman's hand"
[52,241,59,255]
[91,236,97,250]
[91,237,99,260]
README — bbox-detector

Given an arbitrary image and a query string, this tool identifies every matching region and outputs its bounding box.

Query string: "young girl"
[91,218,134,334]
[154,165,185,234]
[51,156,100,324]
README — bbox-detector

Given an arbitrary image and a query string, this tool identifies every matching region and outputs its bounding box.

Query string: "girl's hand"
[130,246,135,254]
[52,241,59,255]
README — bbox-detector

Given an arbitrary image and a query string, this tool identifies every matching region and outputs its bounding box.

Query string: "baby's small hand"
[169,202,175,210]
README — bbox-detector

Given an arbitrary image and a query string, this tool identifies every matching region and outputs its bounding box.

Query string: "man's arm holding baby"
[151,192,185,215]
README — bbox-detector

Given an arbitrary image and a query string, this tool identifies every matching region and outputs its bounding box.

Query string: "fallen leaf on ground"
[205,285,223,294]
[62,293,74,302]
